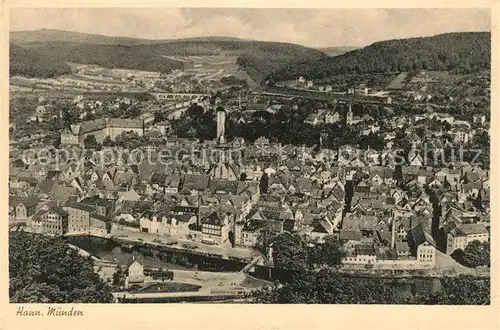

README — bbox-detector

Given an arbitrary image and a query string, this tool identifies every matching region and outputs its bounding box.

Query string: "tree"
[250,270,490,305]
[450,248,465,265]
[417,276,490,305]
[9,231,113,303]
[112,265,124,286]
[270,233,308,271]
[53,135,61,149]
[158,267,165,282]
[308,236,344,267]
[83,134,99,150]
[251,268,402,304]
[259,172,269,194]
[186,104,204,117]
[462,240,490,268]
[102,136,115,147]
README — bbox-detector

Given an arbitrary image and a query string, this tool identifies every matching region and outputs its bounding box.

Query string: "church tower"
[216,107,226,144]
[346,103,353,125]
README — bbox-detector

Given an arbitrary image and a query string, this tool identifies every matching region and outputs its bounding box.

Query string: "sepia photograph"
[6,6,493,308]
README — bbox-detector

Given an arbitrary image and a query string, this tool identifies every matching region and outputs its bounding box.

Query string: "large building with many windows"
[61,118,145,146]
[39,208,69,235]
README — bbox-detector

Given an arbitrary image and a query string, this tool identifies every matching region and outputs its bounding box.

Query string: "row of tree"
[250,269,490,304]
[270,233,343,271]
[451,240,490,269]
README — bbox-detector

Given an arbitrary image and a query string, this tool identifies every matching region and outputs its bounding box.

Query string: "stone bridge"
[151,92,209,102]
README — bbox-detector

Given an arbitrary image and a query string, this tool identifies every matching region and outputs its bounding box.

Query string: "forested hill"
[11,42,185,77]
[10,44,72,78]
[10,29,327,81]
[268,32,491,82]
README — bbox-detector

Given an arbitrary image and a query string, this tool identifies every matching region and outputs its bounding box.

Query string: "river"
[66,235,442,299]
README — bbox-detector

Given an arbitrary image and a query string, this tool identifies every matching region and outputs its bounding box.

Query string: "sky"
[10,8,491,48]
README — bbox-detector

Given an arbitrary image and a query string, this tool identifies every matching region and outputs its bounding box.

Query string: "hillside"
[9,44,72,78]
[315,46,359,57]
[13,42,185,74]
[11,29,154,45]
[10,29,327,81]
[11,29,248,45]
[268,32,491,82]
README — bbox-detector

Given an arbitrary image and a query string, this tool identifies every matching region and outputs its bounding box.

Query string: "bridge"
[151,92,209,101]
[9,221,26,231]
[240,256,264,274]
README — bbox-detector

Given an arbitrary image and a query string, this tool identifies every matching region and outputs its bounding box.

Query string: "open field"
[68,62,162,78]
[166,55,240,80]
[60,74,128,85]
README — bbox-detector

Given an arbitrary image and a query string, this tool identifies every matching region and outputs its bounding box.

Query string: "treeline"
[12,34,325,81]
[10,44,72,78]
[250,269,490,305]
[12,42,184,75]
[173,102,387,148]
[236,42,328,82]
[268,32,491,82]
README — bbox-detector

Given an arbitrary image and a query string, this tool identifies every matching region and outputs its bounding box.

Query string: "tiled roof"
[460,223,488,235]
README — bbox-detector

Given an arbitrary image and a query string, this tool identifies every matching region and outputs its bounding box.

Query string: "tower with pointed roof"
[216,106,226,144]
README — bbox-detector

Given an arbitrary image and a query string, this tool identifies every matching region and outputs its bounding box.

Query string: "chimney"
[391,217,396,250]
[197,196,201,227]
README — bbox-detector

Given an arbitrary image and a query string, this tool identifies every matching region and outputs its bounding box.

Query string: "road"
[110,228,260,261]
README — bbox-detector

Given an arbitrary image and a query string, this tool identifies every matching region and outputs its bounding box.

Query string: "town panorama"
[8,10,491,305]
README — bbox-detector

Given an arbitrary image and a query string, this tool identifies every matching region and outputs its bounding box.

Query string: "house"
[38,207,69,235]
[407,224,437,267]
[408,153,424,167]
[127,260,145,285]
[140,211,197,237]
[472,114,486,126]
[209,162,239,181]
[340,230,362,248]
[446,223,489,255]
[310,219,335,242]
[90,213,110,236]
[395,241,411,257]
[139,212,163,234]
[325,111,341,124]
[118,188,141,202]
[61,118,145,146]
[80,197,115,218]
[305,113,321,126]
[355,84,369,95]
[165,214,196,237]
[63,203,94,234]
[236,220,266,247]
[107,118,145,140]
[163,174,181,194]
[201,211,230,245]
[452,127,470,144]
[181,174,210,192]
[15,197,39,220]
[115,212,135,223]
[61,119,107,146]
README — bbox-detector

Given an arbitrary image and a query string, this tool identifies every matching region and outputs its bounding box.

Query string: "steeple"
[216,106,226,144]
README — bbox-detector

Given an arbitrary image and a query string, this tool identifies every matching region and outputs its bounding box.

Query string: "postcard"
[1,2,498,330]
